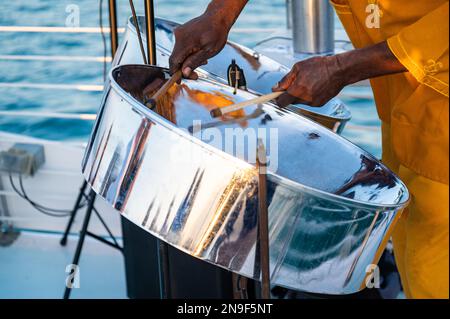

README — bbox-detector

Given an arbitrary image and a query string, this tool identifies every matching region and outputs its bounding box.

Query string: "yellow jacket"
[331,0,449,184]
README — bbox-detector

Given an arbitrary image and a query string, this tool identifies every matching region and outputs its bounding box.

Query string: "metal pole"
[291,0,334,55]
[129,0,148,64]
[108,0,119,57]
[257,139,271,299]
[60,180,88,246]
[63,189,96,299]
[144,0,157,65]
[143,0,170,298]
[286,0,293,30]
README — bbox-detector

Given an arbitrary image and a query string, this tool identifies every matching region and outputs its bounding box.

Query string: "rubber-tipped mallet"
[210,91,283,118]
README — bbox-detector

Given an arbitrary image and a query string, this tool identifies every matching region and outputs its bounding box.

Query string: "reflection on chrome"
[82,64,409,294]
[190,122,279,173]
[113,16,352,134]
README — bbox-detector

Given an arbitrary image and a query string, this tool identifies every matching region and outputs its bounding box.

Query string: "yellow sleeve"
[387,2,449,97]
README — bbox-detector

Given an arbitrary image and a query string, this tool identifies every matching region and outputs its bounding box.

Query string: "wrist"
[333,41,406,85]
[325,55,353,88]
[204,0,248,31]
[333,51,365,86]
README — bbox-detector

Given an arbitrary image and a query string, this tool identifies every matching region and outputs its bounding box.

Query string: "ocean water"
[0,0,381,157]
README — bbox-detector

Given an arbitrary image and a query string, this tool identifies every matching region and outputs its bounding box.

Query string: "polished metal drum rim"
[128,16,353,123]
[288,99,352,122]
[109,64,410,211]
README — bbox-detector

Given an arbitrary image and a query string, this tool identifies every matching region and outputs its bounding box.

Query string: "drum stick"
[210,91,283,118]
[145,70,182,109]
[129,0,147,65]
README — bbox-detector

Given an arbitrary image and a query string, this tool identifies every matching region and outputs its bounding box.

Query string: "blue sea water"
[0,0,381,157]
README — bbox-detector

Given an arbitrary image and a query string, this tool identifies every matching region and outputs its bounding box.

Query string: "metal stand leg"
[60,180,88,246]
[63,189,96,299]
[233,274,249,299]
[157,239,171,298]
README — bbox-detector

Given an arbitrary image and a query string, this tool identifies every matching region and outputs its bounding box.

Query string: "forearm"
[335,41,407,86]
[203,0,249,30]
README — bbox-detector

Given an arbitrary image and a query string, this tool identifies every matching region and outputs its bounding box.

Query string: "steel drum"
[82,64,409,294]
[112,16,351,134]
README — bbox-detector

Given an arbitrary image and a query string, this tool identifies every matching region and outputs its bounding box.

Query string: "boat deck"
[0,230,126,299]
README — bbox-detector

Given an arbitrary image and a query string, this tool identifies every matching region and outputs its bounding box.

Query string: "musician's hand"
[272,56,345,108]
[169,13,230,80]
[169,0,249,79]
[272,41,406,108]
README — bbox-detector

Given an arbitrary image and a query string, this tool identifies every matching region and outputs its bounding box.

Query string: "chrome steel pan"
[112,16,351,134]
[83,64,409,294]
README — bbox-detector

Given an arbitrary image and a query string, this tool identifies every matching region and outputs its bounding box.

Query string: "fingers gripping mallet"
[144,70,183,110]
[210,91,284,118]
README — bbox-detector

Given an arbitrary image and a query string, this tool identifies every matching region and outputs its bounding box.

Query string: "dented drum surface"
[112,16,351,134]
[82,65,408,294]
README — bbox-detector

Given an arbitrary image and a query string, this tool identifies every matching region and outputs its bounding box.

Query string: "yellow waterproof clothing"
[331,0,449,298]
[382,123,449,299]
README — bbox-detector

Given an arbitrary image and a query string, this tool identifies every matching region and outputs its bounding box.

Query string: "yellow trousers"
[382,123,449,299]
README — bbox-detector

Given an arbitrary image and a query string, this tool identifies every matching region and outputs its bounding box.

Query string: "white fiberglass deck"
[0,230,126,299]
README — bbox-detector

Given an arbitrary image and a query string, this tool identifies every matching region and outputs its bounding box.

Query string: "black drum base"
[121,216,250,299]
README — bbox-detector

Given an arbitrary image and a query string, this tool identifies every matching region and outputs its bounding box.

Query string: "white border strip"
[0,82,103,91]
[0,110,97,121]
[0,26,125,33]
[0,55,112,62]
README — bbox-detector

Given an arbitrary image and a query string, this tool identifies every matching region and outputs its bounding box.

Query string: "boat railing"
[0,24,376,135]
[0,25,280,34]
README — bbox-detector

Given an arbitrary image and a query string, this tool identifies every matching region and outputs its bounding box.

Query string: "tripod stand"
[60,180,123,299]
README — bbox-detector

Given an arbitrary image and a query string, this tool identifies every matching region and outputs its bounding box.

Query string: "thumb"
[272,70,296,92]
[181,51,208,78]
